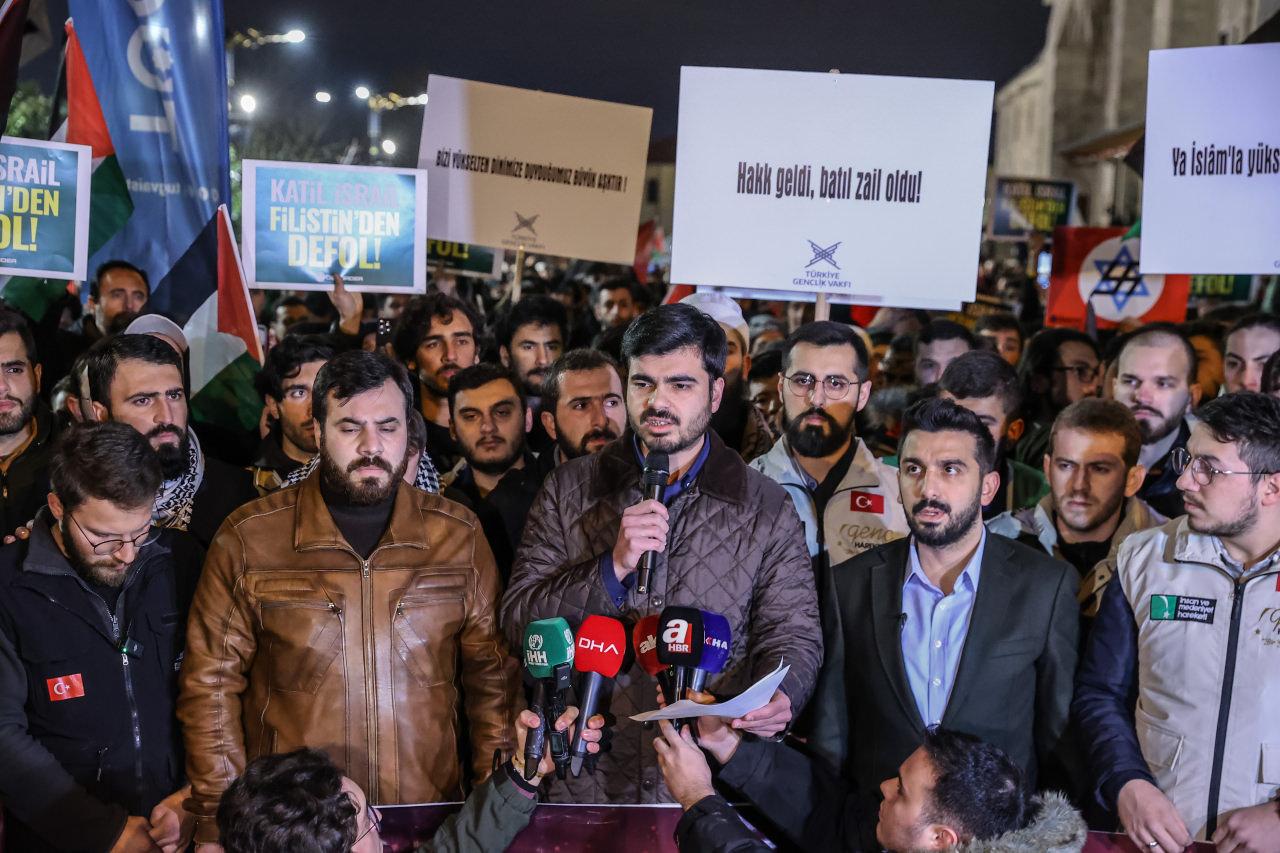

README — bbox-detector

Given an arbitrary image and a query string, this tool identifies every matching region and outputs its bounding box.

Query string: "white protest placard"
[670,67,992,306]
[419,76,652,265]
[1141,43,1280,274]
[706,286,961,312]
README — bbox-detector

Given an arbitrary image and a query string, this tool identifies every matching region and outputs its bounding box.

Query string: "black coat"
[808,533,1080,798]
[0,519,203,852]
[0,404,55,535]
[444,455,544,586]
[186,456,258,549]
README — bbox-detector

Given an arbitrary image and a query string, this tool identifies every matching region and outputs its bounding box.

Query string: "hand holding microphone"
[521,618,576,780]
[570,615,628,776]
[611,451,670,593]
[657,606,704,732]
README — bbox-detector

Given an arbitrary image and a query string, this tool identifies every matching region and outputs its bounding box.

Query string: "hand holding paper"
[631,661,789,723]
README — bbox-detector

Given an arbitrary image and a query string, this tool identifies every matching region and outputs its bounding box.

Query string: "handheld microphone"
[522,618,575,780]
[691,610,732,694]
[570,615,629,776]
[632,614,671,699]
[635,450,669,595]
[657,606,704,731]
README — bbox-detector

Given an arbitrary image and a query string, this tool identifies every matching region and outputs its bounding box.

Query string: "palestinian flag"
[181,205,264,438]
[1045,225,1190,331]
[1,17,132,322]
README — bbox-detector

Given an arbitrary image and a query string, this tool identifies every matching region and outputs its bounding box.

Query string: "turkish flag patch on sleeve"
[46,674,85,702]
[850,491,885,514]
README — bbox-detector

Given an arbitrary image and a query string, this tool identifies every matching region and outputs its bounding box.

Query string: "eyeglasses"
[783,372,857,400]
[1170,448,1275,486]
[1051,363,1099,383]
[352,799,383,846]
[66,513,158,556]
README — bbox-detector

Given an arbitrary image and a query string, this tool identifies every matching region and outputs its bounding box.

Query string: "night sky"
[20,1,1051,161]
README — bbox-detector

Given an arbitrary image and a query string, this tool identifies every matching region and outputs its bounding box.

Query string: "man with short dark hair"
[498,295,567,454]
[0,422,203,852]
[747,348,783,431]
[503,303,821,804]
[537,349,626,473]
[937,350,1048,520]
[1181,320,1225,401]
[590,277,637,341]
[180,350,513,847]
[84,334,257,548]
[658,718,1085,853]
[914,320,976,386]
[1015,329,1103,469]
[1075,392,1280,850]
[989,399,1165,610]
[250,336,335,493]
[752,321,909,584]
[268,295,314,344]
[1222,313,1280,394]
[392,292,483,472]
[1110,325,1201,518]
[975,313,1024,367]
[442,363,542,583]
[811,398,1079,798]
[0,308,55,534]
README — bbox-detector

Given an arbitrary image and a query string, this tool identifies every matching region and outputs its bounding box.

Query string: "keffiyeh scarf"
[153,428,205,531]
[282,451,441,494]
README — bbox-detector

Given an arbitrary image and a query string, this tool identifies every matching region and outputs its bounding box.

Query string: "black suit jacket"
[809,532,1079,797]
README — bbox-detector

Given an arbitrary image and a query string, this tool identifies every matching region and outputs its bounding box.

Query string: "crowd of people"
[0,256,1277,853]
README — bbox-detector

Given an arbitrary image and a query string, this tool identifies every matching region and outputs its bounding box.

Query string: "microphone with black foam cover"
[657,605,704,731]
[691,610,732,694]
[634,450,669,595]
[570,615,628,776]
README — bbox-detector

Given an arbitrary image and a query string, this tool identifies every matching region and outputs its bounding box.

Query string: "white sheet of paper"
[630,662,789,723]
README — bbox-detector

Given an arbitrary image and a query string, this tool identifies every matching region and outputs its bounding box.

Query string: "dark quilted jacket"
[500,431,821,803]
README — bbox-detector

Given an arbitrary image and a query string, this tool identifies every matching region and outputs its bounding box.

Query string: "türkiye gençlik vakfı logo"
[794,239,853,291]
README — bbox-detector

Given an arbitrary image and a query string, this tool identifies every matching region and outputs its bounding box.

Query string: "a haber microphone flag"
[1046,226,1190,330]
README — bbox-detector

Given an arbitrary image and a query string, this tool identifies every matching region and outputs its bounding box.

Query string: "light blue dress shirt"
[899,531,986,727]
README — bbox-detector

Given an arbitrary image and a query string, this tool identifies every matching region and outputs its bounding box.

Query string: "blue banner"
[68,0,229,323]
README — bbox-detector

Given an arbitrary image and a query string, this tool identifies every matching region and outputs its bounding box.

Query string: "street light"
[314,90,331,103]
[226,27,308,87]
[381,139,397,155]
[354,85,371,100]
[283,29,306,43]
[239,93,258,114]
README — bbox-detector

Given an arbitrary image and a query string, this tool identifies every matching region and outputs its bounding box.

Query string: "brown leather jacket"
[178,472,514,843]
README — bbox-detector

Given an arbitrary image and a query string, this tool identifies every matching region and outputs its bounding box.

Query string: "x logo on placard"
[513,212,540,236]
[806,240,841,270]
[1089,245,1149,311]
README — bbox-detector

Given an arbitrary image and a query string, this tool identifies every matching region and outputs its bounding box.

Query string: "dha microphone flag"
[571,615,629,775]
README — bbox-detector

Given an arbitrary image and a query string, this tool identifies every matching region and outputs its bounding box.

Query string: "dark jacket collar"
[251,434,307,475]
[590,430,750,505]
[21,509,173,581]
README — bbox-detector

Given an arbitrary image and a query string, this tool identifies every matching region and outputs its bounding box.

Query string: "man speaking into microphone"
[502,303,820,804]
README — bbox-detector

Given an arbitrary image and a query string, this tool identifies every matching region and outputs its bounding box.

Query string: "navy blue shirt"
[600,435,712,605]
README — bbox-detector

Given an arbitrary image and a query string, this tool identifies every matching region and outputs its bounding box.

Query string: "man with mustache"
[498,295,567,454]
[988,399,1166,618]
[532,349,626,479]
[179,350,513,848]
[391,292,482,473]
[752,321,909,596]
[1075,392,1280,852]
[0,309,56,535]
[681,292,775,462]
[503,303,820,804]
[1111,325,1201,519]
[83,334,257,549]
[440,363,542,584]
[809,398,1079,803]
[249,336,335,494]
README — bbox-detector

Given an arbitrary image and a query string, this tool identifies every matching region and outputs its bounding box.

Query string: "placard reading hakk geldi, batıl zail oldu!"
[240,159,428,292]
[670,66,993,309]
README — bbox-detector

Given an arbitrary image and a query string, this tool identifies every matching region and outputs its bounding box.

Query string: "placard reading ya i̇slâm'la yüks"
[241,159,428,292]
[418,76,652,265]
[1141,43,1280,274]
[670,67,993,305]
[0,136,92,280]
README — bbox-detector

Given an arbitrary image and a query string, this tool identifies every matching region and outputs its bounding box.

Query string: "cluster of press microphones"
[520,605,733,781]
